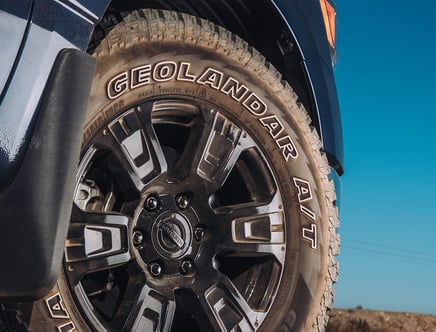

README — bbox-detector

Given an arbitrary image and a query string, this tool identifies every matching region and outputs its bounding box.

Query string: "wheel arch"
[92,0,343,175]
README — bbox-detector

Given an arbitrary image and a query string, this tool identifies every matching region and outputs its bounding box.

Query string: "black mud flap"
[0,49,95,302]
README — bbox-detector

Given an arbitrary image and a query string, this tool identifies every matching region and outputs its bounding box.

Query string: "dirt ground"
[326,308,436,332]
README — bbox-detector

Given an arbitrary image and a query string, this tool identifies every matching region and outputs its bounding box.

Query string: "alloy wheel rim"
[65,98,287,331]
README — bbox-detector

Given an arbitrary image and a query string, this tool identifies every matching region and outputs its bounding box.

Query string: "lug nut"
[132,230,144,246]
[194,227,205,242]
[145,195,159,211]
[180,259,193,275]
[148,262,162,277]
[176,194,189,210]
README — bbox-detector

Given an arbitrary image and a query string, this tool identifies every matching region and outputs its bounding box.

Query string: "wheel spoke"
[122,285,175,332]
[104,106,167,191]
[177,110,254,191]
[65,205,132,284]
[212,194,286,265]
[69,98,288,329]
[196,269,259,331]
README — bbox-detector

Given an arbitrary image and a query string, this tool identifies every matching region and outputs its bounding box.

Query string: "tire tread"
[93,8,340,331]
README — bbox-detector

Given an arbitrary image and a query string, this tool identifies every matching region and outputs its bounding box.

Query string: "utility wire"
[343,246,436,266]
[341,237,436,258]
[340,237,436,267]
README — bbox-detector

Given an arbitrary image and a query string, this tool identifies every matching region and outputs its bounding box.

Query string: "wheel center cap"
[160,220,185,249]
[152,212,192,259]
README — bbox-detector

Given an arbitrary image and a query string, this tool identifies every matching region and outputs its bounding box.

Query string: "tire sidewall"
[86,44,328,331]
[34,42,330,332]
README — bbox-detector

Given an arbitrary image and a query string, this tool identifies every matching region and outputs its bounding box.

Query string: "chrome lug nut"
[194,227,205,242]
[180,259,193,275]
[148,262,162,277]
[176,194,189,210]
[132,230,144,246]
[145,195,159,211]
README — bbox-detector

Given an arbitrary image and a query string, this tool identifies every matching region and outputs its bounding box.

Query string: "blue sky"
[333,0,436,314]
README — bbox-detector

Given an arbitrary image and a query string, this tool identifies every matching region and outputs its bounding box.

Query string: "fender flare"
[272,0,344,174]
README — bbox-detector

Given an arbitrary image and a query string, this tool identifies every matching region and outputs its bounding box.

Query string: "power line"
[343,246,436,266]
[341,237,436,258]
[340,237,436,267]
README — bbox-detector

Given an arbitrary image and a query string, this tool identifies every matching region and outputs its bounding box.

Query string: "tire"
[20,9,339,332]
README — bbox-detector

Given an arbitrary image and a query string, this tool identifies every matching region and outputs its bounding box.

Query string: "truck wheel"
[26,9,339,331]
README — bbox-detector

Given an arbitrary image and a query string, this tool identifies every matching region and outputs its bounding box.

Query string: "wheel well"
[91,0,317,127]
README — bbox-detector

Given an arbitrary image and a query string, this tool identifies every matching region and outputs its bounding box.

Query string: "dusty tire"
[23,9,339,332]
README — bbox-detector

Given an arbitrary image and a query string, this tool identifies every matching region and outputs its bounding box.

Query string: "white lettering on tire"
[45,293,70,319]
[302,224,317,249]
[45,293,76,331]
[293,177,317,249]
[106,61,300,162]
